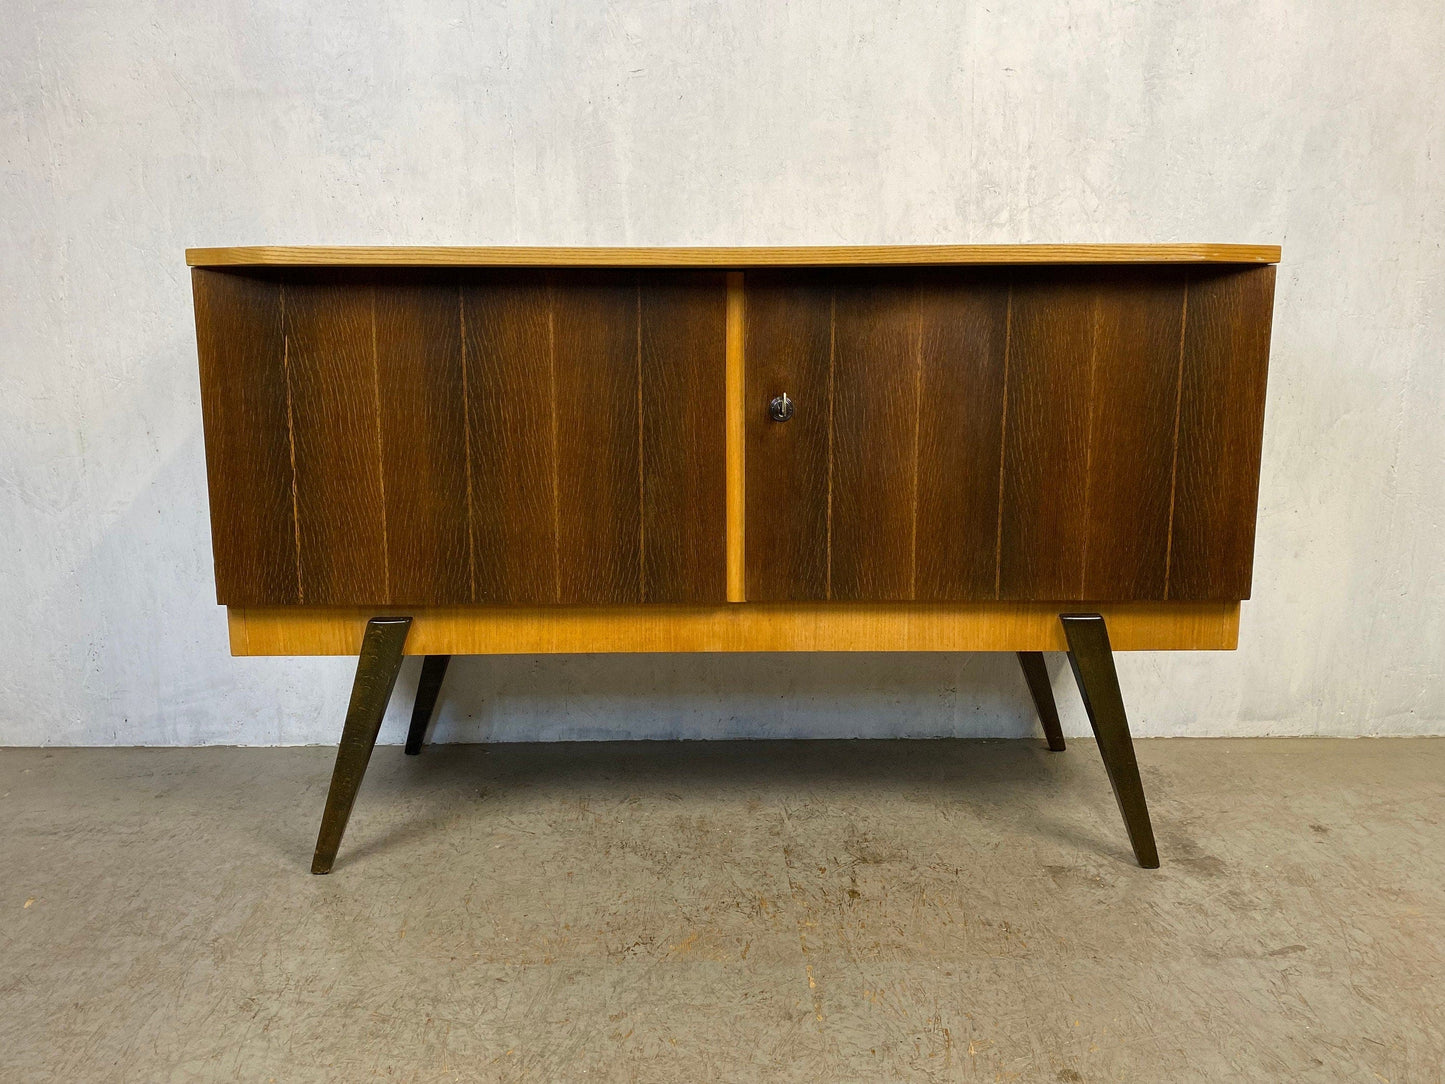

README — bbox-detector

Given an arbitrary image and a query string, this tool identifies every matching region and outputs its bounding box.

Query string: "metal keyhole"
[769,393,795,422]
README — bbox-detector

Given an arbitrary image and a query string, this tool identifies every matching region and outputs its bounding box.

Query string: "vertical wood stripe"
[998,270,1095,598]
[369,288,390,597]
[726,273,746,601]
[283,273,388,605]
[745,269,1014,602]
[993,282,1013,600]
[459,284,477,600]
[464,270,556,602]
[831,274,919,600]
[1168,264,1276,600]
[640,271,727,602]
[742,273,833,600]
[547,277,560,602]
[997,268,1189,599]
[192,269,298,604]
[1162,275,1190,596]
[1080,268,1186,599]
[909,293,923,598]
[826,289,835,600]
[914,270,1010,600]
[552,270,642,602]
[374,273,469,604]
[468,269,728,605]
[282,282,303,600]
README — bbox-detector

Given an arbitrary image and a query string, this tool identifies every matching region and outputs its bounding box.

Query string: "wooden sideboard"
[188,244,1278,872]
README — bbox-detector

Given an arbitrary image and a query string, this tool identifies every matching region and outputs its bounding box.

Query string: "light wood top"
[187,243,1281,268]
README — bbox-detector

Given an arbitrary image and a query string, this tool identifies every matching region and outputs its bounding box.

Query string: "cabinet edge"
[187,244,1282,268]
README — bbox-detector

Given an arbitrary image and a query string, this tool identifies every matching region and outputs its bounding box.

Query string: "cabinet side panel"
[462,272,558,602]
[999,272,1094,598]
[640,272,728,602]
[375,274,472,604]
[1169,265,1276,600]
[744,273,834,601]
[283,274,390,604]
[914,271,1011,600]
[553,272,643,604]
[192,269,299,604]
[1081,270,1186,599]
[830,273,920,600]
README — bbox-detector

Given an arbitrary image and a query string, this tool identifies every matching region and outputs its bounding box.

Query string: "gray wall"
[2,0,1441,745]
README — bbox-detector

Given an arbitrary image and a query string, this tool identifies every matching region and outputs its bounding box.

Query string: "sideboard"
[187,244,1278,872]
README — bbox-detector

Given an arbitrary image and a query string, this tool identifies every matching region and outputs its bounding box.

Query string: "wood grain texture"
[462,271,557,602]
[192,269,298,604]
[227,601,1241,656]
[464,270,729,604]
[749,269,1196,603]
[197,268,726,606]
[552,272,643,603]
[1080,269,1187,599]
[999,271,1096,598]
[999,269,1189,600]
[744,273,834,600]
[914,271,1012,600]
[283,273,389,604]
[375,274,470,604]
[1168,265,1276,600]
[194,260,1271,610]
[829,274,922,600]
[188,244,1282,268]
[640,272,727,602]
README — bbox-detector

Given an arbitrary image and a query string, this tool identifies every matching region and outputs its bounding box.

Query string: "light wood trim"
[227,606,251,655]
[187,244,1281,268]
[227,601,1239,655]
[726,272,746,601]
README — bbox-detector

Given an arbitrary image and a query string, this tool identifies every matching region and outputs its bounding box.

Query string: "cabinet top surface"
[186,243,1281,268]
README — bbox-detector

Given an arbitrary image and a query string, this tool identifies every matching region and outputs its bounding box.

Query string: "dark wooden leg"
[1060,614,1160,869]
[311,617,412,874]
[1016,651,1066,751]
[404,655,451,755]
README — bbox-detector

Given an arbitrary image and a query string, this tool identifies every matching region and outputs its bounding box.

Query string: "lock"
[768,393,795,422]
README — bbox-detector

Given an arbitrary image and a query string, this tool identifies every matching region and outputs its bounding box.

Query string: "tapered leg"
[404,655,451,755]
[1016,651,1066,751]
[311,617,412,874]
[1060,614,1160,869]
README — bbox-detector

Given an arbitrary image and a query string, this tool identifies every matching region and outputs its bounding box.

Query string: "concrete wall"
[3,0,1441,745]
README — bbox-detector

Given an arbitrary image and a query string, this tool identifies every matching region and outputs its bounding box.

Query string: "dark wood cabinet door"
[197,261,1269,609]
[194,268,727,606]
[998,268,1185,600]
[744,269,1010,601]
[743,265,1273,602]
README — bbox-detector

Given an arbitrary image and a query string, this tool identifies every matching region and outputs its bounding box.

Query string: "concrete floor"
[1,739,1441,1082]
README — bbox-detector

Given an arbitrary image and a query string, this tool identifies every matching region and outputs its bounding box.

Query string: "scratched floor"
[1,739,1441,1082]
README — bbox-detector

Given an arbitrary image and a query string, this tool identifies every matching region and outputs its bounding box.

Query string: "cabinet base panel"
[227,602,1239,656]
